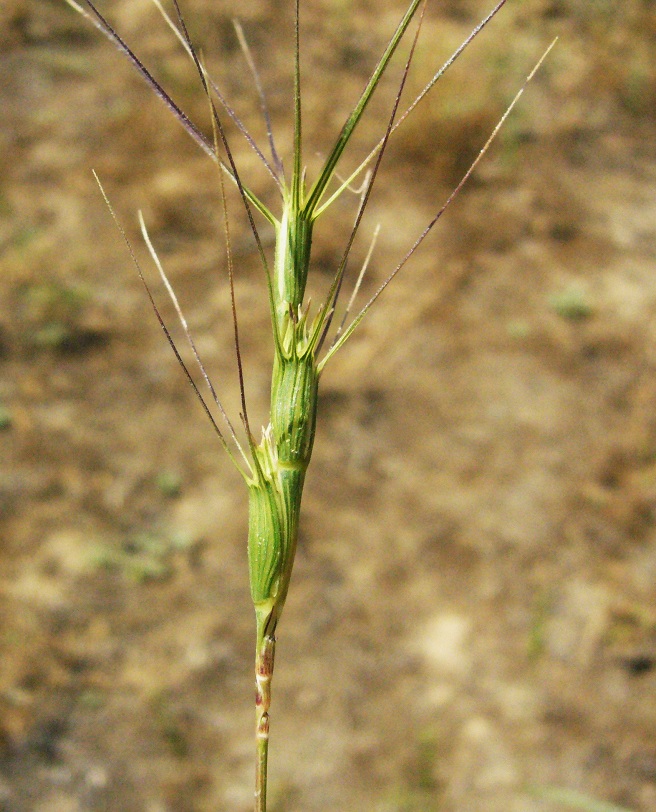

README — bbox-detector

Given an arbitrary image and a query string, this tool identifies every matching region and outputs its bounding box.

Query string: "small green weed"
[549,284,593,322]
[18,280,102,352]
[0,404,12,431]
[155,469,183,498]
[529,785,635,812]
[91,530,191,583]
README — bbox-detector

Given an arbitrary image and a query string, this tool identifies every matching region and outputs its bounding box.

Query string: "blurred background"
[1,0,655,810]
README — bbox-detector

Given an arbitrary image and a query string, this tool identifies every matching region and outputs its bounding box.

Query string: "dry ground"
[1,0,655,810]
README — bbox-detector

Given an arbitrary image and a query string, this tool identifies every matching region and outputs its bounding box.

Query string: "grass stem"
[254,612,276,812]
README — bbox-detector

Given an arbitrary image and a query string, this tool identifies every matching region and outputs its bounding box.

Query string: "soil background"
[1,1,655,810]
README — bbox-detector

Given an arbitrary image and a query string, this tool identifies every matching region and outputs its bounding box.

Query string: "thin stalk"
[292,0,303,210]
[92,173,249,474]
[335,223,380,342]
[254,613,276,812]
[138,212,251,470]
[304,0,423,217]
[233,18,285,181]
[150,0,283,189]
[315,0,508,217]
[315,2,426,348]
[319,37,558,369]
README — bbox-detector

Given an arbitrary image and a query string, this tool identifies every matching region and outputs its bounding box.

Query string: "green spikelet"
[247,196,320,633]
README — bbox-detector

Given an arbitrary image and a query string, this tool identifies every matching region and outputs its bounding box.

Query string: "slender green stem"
[255,733,268,812]
[303,0,422,217]
[292,0,303,211]
[254,611,276,812]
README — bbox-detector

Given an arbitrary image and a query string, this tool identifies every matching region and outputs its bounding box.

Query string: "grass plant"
[63,0,552,808]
